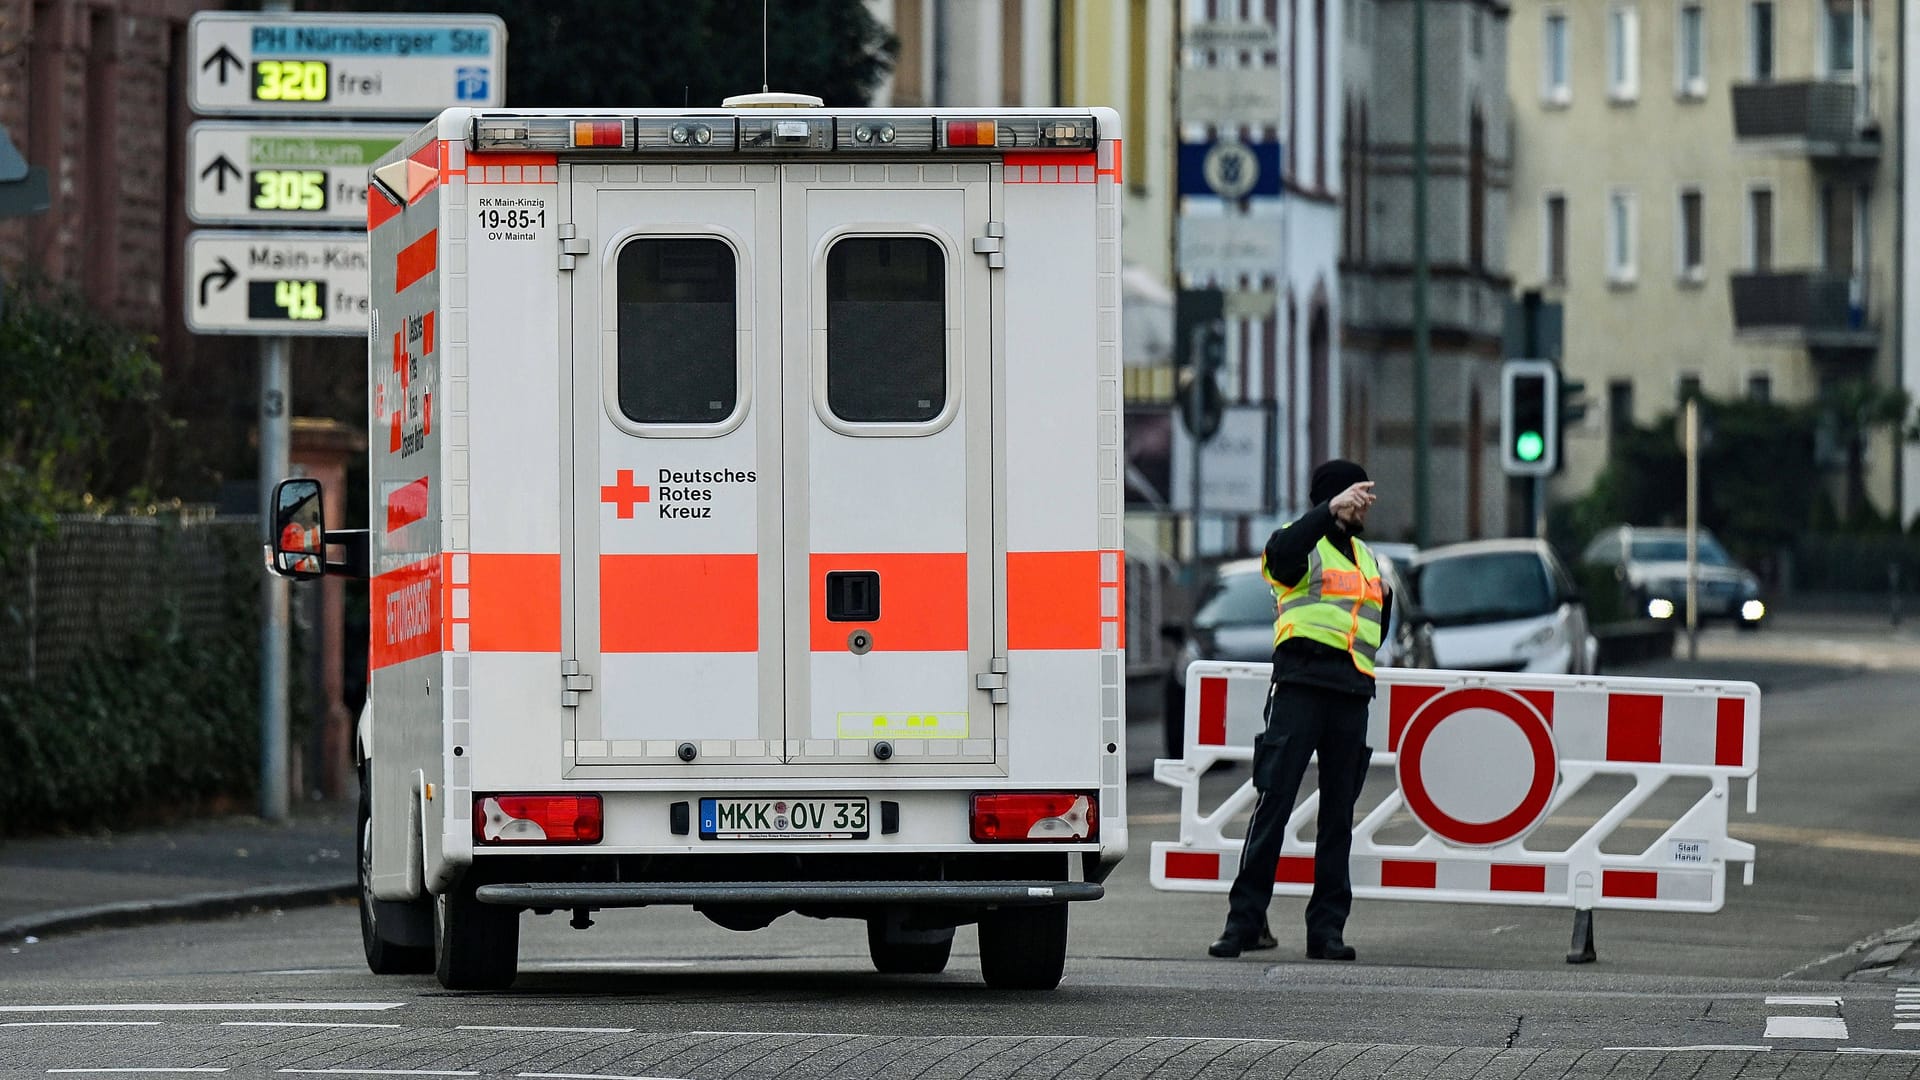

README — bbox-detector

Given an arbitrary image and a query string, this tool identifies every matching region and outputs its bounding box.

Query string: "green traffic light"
[1515,430,1545,463]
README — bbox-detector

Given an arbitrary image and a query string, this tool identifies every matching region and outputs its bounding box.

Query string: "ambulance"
[267,95,1128,991]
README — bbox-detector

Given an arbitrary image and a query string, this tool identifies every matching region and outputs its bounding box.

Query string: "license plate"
[699,797,870,840]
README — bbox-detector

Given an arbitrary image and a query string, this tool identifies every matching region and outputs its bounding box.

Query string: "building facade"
[1509,0,1900,519]
[1342,0,1514,543]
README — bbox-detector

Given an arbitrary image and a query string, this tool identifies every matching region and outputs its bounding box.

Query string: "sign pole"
[260,335,291,821]
[1685,398,1700,662]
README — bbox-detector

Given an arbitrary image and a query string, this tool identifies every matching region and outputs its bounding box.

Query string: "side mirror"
[267,478,327,581]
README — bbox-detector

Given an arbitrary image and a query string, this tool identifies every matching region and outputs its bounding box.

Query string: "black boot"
[1306,938,1357,961]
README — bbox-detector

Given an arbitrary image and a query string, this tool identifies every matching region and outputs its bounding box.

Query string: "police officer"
[1209,459,1386,961]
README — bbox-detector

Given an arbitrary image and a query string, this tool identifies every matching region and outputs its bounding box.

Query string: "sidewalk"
[0,797,357,942]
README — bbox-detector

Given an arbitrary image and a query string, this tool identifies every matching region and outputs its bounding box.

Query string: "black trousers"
[1222,680,1373,946]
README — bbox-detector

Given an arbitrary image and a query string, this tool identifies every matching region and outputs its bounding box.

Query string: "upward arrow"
[199,154,243,193]
[201,46,244,85]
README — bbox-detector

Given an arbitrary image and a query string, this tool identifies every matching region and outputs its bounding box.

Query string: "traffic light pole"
[1186,323,1207,584]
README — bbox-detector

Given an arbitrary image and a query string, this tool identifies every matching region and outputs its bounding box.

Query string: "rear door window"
[824,236,946,424]
[616,237,738,426]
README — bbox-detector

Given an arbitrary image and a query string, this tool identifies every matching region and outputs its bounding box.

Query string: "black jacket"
[1261,503,1393,699]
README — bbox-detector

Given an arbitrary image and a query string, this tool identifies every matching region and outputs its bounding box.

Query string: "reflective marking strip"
[455,553,562,653]
[604,554,756,653]
[1606,694,1664,762]
[1601,869,1660,899]
[1197,678,1228,747]
[1006,550,1124,650]
[0,1004,404,1013]
[1488,864,1548,893]
[1163,850,1219,879]
[394,229,438,294]
[1276,855,1314,883]
[1380,860,1437,889]
[384,476,429,533]
[457,1026,634,1034]
[811,552,967,652]
[1715,697,1746,767]
[369,555,442,671]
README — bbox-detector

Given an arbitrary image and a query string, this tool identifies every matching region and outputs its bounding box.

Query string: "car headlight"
[1647,598,1675,619]
[1518,623,1560,655]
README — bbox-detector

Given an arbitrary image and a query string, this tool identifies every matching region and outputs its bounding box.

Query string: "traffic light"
[1557,374,1587,475]
[1178,321,1226,442]
[1501,359,1558,476]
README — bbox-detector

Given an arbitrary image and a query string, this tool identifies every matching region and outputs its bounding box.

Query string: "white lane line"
[254,970,341,976]
[1897,1023,1920,1030]
[1838,1048,1920,1056]
[4,1014,163,1022]
[518,1074,689,1080]
[219,1014,403,1022]
[456,1026,633,1034]
[0,1004,403,1014]
[1605,1037,1766,1045]
[1764,995,1841,1007]
[277,1072,475,1077]
[1763,1016,1849,1039]
[47,1071,228,1075]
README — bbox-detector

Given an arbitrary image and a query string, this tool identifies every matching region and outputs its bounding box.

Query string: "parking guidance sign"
[189,12,506,117]
[189,121,411,226]
[185,231,370,336]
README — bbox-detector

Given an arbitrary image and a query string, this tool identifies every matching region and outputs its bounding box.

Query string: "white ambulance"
[268,96,1128,990]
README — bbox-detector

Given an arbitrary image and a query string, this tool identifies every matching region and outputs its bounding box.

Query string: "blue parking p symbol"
[455,67,490,102]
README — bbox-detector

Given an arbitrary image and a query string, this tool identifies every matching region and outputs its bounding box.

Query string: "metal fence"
[0,514,261,686]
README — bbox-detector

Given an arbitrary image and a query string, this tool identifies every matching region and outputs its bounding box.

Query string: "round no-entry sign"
[1395,687,1557,847]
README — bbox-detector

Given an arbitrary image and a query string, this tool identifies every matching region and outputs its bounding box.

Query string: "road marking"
[519,1074,689,1080]
[0,1004,403,1014]
[1838,1048,1920,1055]
[1605,1037,1766,1045]
[254,970,340,976]
[1896,1024,1920,1031]
[277,1072,475,1077]
[1763,1016,1848,1039]
[215,1014,401,1022]
[1896,1005,1920,1012]
[1,1014,163,1022]
[47,1072,227,1075]
[457,1026,633,1034]
[1766,995,1841,1007]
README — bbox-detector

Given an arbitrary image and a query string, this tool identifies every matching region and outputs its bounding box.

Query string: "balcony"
[1729,270,1877,353]
[1730,81,1880,160]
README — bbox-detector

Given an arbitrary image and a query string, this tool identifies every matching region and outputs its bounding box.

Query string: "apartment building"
[1509,0,1899,517]
[1342,0,1513,542]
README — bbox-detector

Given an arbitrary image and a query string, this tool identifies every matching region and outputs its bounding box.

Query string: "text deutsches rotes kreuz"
[658,468,755,519]
[378,310,436,459]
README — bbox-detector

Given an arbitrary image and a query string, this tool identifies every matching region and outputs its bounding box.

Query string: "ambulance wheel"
[434,877,520,990]
[357,768,433,975]
[866,919,954,974]
[977,903,1069,990]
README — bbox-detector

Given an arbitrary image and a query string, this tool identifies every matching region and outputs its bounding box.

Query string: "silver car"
[1579,525,1766,629]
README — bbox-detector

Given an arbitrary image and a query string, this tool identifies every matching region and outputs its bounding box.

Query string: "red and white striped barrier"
[1150,663,1759,919]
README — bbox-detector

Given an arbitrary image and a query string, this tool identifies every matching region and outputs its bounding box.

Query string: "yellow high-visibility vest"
[1265,533,1385,676]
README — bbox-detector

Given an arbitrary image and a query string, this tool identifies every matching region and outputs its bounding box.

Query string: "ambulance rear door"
[780,160,1000,772]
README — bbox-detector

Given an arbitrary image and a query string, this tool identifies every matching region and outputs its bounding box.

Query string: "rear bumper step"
[474,880,1103,908]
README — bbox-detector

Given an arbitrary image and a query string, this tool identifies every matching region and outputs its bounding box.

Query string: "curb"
[0,880,357,943]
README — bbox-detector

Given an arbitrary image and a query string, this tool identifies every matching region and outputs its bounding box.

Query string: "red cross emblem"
[601,469,650,519]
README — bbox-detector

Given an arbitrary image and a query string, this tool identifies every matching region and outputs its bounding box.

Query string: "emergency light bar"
[470,113,1096,154]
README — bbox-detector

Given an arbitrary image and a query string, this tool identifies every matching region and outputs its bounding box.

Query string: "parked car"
[1579,525,1766,629]
[1402,538,1600,675]
[1160,548,1430,758]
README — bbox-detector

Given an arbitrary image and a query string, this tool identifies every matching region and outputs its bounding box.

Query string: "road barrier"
[1149,662,1759,961]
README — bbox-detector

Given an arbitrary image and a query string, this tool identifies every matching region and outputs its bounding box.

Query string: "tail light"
[474,794,603,844]
[970,793,1096,842]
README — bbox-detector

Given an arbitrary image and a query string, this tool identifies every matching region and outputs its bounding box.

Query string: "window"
[1608,189,1637,282]
[825,236,947,424]
[1545,193,1568,284]
[1747,185,1773,270]
[1608,5,1639,102]
[1822,183,1854,277]
[1747,373,1772,403]
[1677,188,1703,281]
[615,238,738,425]
[1468,107,1486,269]
[1543,12,1570,103]
[1825,1,1856,77]
[1607,379,1634,436]
[1471,6,1484,57]
[1677,4,1705,97]
[1749,1,1774,80]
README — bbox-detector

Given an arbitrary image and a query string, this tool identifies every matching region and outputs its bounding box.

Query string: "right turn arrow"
[198,257,237,307]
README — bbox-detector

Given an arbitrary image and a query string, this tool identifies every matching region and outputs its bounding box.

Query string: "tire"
[866,919,954,975]
[434,876,520,990]
[357,768,433,975]
[977,903,1069,990]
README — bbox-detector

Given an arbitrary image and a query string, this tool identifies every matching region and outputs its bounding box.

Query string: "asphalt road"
[4,620,1918,1078]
